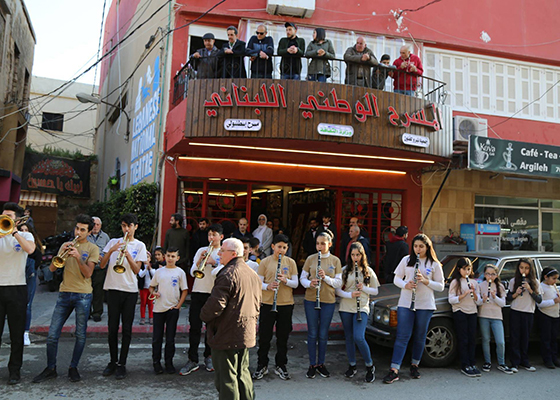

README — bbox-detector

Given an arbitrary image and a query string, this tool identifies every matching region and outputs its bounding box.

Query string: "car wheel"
[422,318,457,367]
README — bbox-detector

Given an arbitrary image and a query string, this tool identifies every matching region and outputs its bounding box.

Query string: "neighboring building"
[0,0,35,205]
[27,76,98,154]
[96,0,560,270]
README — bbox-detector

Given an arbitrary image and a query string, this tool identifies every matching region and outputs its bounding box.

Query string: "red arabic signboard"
[22,153,91,198]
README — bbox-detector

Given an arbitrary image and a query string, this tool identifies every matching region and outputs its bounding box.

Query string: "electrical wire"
[92,0,107,94]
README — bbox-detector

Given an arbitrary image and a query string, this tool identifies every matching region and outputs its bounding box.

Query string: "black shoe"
[8,372,21,385]
[68,367,81,382]
[316,364,330,378]
[33,367,57,383]
[544,361,555,369]
[306,365,316,379]
[382,369,399,384]
[365,366,375,383]
[553,359,560,368]
[165,364,176,374]
[410,365,421,379]
[344,364,357,378]
[102,362,117,377]
[153,362,164,375]
[115,365,127,380]
[93,315,101,322]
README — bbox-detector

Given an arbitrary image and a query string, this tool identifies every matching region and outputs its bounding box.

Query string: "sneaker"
[344,364,357,378]
[153,362,164,375]
[102,362,117,377]
[149,318,153,325]
[139,318,146,325]
[8,372,20,385]
[497,365,513,374]
[461,366,477,378]
[482,363,491,372]
[274,365,291,380]
[521,364,536,372]
[68,367,81,382]
[165,363,176,374]
[471,366,482,376]
[115,365,127,380]
[204,357,214,372]
[180,360,200,376]
[510,365,518,373]
[544,361,555,369]
[410,365,420,379]
[382,369,399,384]
[316,364,330,378]
[33,367,57,383]
[23,332,31,346]
[306,365,316,379]
[365,366,375,383]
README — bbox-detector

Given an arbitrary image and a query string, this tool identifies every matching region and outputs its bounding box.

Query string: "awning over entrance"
[19,190,58,208]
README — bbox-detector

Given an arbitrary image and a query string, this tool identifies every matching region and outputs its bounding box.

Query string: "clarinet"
[409,254,420,311]
[355,261,362,322]
[315,253,322,310]
[271,254,282,312]
[520,273,526,297]
[466,275,475,299]
[486,279,492,303]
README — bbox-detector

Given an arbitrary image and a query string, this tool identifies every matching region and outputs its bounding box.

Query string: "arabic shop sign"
[402,133,430,148]
[203,82,441,130]
[130,55,161,186]
[468,136,560,178]
[22,153,91,198]
[224,119,262,131]
[317,123,354,137]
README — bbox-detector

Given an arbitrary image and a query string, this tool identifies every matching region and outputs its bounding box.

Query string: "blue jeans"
[307,74,327,82]
[25,258,37,331]
[479,317,505,365]
[281,73,300,80]
[47,292,92,369]
[339,311,373,366]
[304,300,335,365]
[394,89,415,96]
[390,307,434,370]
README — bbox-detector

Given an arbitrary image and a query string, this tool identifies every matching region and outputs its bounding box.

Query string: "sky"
[25,0,106,87]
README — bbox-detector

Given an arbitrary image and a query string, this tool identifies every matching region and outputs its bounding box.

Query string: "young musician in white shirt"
[536,267,560,369]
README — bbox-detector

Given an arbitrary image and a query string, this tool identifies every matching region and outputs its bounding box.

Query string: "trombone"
[52,236,80,269]
[0,215,29,237]
[194,244,215,279]
[113,232,130,274]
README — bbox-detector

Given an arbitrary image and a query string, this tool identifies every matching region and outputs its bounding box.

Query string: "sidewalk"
[28,283,343,337]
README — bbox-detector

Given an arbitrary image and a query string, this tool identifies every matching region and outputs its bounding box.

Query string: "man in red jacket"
[393,46,423,96]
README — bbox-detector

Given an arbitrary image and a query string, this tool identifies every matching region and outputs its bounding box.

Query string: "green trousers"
[212,348,254,400]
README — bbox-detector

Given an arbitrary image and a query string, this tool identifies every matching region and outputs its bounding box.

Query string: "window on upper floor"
[41,112,64,132]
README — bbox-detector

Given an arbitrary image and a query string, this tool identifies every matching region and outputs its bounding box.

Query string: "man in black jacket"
[191,33,220,79]
[277,22,305,80]
[191,218,210,255]
[218,26,247,79]
[163,213,190,272]
[383,226,409,283]
[246,25,274,79]
[343,225,371,265]
[302,218,319,256]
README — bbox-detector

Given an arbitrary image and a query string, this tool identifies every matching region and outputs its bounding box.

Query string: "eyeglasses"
[256,31,266,35]
[485,272,497,276]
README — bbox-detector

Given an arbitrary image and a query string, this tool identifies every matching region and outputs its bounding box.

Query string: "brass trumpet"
[194,244,215,279]
[0,215,29,237]
[113,232,130,274]
[52,236,80,269]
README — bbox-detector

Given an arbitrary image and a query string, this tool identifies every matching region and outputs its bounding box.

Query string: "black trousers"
[257,304,294,367]
[0,285,27,375]
[536,309,559,364]
[90,268,107,317]
[509,309,533,366]
[152,308,180,366]
[107,290,138,365]
[189,292,211,362]
[453,310,477,368]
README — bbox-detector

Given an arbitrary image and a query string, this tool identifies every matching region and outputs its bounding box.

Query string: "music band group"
[2,202,559,400]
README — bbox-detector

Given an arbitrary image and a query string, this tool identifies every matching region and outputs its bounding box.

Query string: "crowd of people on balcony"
[189,22,424,94]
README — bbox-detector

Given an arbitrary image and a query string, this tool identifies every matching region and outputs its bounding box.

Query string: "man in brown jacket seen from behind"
[201,238,261,400]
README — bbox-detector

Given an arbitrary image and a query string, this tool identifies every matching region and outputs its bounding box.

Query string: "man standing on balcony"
[191,33,220,79]
[218,26,247,79]
[393,45,423,96]
[344,37,378,87]
[277,22,305,80]
[247,25,274,79]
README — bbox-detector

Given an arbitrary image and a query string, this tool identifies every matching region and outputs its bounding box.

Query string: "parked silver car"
[366,251,560,367]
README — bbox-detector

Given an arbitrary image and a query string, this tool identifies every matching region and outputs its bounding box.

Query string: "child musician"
[253,234,299,380]
[536,267,560,368]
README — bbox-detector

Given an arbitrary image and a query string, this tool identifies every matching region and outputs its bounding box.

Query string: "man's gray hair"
[223,238,243,256]
[92,216,102,225]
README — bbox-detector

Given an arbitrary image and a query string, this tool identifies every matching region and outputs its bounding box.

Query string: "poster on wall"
[22,153,91,198]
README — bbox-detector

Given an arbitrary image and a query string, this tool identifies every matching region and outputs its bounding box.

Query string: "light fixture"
[76,92,131,142]
[178,156,406,175]
[503,176,548,183]
[188,142,434,164]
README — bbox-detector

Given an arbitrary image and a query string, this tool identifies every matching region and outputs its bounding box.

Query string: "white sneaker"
[23,332,31,346]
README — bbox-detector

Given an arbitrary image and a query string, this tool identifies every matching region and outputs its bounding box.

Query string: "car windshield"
[441,256,498,282]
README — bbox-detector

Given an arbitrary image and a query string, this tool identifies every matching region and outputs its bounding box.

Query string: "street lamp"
[76,92,131,142]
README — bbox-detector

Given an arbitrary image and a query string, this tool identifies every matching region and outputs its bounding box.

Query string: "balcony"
[173,55,452,159]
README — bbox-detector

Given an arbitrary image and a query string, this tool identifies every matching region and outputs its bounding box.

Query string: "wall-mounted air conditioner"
[266,0,315,19]
[453,116,488,142]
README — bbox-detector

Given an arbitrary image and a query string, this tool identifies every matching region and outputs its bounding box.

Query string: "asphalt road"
[0,334,558,400]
